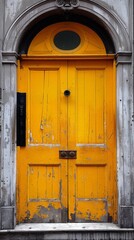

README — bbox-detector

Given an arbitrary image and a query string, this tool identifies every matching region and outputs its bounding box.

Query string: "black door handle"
[64,90,71,96]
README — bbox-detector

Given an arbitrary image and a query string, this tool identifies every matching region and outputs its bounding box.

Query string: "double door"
[17,59,116,223]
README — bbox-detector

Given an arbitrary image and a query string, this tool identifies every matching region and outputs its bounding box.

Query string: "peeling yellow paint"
[17,22,117,224]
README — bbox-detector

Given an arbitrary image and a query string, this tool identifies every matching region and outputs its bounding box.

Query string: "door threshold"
[2,223,134,232]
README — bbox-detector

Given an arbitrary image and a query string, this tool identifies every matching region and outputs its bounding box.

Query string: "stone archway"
[1,0,133,229]
[3,0,131,52]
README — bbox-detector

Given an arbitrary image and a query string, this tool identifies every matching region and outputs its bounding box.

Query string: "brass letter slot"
[59,150,77,159]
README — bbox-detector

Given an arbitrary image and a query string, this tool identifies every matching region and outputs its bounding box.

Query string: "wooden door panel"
[68,60,116,222]
[76,164,107,199]
[28,164,61,201]
[75,164,108,222]
[28,67,64,146]
[17,61,68,223]
[76,68,105,145]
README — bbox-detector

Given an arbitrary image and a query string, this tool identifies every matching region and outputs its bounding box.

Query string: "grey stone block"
[1,207,15,229]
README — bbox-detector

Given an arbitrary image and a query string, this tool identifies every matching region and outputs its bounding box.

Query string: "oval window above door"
[54,30,81,50]
[28,22,106,55]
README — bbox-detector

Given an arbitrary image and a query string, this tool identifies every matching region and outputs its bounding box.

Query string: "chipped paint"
[76,143,107,148]
[23,205,68,223]
[28,143,60,147]
[4,124,10,148]
[69,213,75,223]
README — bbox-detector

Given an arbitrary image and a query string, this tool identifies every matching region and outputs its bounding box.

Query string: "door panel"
[68,60,116,222]
[29,68,62,145]
[17,61,68,223]
[17,59,116,223]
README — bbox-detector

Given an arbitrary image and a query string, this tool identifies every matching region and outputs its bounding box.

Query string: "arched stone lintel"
[81,0,131,52]
[3,0,131,53]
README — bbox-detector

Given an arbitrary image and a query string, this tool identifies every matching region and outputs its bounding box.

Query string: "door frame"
[1,51,133,229]
[1,0,133,229]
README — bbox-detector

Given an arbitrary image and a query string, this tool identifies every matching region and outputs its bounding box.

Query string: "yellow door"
[17,59,116,223]
[67,60,116,222]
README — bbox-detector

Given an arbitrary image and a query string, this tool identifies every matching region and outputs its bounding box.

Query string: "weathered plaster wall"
[4,0,43,32]
[101,0,130,29]
[131,0,134,210]
[0,0,4,222]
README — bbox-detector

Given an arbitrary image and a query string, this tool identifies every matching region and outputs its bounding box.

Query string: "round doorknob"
[69,151,75,157]
[60,151,67,158]
[64,90,71,96]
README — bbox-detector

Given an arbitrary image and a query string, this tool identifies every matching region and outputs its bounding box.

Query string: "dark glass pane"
[54,30,81,50]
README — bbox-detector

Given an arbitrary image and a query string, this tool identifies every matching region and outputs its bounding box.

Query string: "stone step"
[0,223,134,240]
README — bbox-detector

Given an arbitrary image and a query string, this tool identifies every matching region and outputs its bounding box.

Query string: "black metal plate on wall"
[17,93,26,146]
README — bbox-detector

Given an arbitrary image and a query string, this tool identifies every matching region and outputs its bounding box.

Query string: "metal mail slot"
[17,92,26,146]
[59,150,77,159]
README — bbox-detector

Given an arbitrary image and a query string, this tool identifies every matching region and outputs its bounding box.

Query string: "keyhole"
[64,90,71,96]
